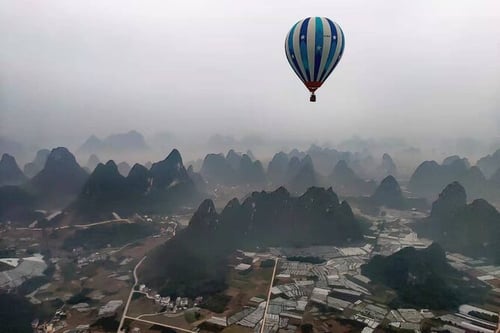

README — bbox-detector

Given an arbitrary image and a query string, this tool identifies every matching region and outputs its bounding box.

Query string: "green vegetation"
[260,259,275,268]
[67,288,92,305]
[287,256,325,264]
[414,183,500,264]
[184,309,202,323]
[17,276,51,295]
[0,247,16,258]
[91,316,120,331]
[141,187,362,298]
[300,323,313,333]
[62,222,157,250]
[131,292,142,300]
[468,311,498,323]
[0,294,35,333]
[200,293,231,313]
[60,262,77,281]
[362,243,489,309]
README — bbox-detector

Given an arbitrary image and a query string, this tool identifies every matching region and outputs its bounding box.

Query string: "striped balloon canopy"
[285,17,345,102]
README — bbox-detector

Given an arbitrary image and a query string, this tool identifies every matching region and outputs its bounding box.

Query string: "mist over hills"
[408,156,500,203]
[200,150,266,187]
[85,154,101,172]
[23,149,50,178]
[0,147,205,223]
[78,130,148,156]
[140,186,362,297]
[1,130,499,226]
[348,175,428,214]
[72,149,202,219]
[329,160,377,196]
[477,148,500,178]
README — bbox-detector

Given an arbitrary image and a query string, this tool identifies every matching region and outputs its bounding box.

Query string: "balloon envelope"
[285,17,345,98]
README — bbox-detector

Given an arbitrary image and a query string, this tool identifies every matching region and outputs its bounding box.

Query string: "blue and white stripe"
[285,17,345,90]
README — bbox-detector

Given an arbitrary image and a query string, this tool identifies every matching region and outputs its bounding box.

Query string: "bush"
[260,259,275,268]
[200,293,231,313]
[287,256,325,264]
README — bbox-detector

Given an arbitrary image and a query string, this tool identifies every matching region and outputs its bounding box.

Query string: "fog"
[1,1,500,159]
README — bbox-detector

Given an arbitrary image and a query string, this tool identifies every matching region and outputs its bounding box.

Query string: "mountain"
[246,150,256,160]
[140,186,362,297]
[187,165,206,192]
[442,155,470,168]
[78,130,148,154]
[117,161,131,176]
[361,243,487,309]
[23,149,50,178]
[267,152,289,186]
[78,135,105,154]
[226,149,242,170]
[491,167,500,184]
[350,176,427,214]
[329,160,376,196]
[72,149,199,219]
[429,182,466,220]
[200,151,267,187]
[238,154,266,185]
[0,153,26,186]
[288,155,318,194]
[29,147,88,208]
[376,153,397,179]
[306,145,350,176]
[75,161,133,217]
[413,182,500,263]
[200,153,235,185]
[85,154,100,171]
[371,175,405,208]
[150,149,190,189]
[0,186,36,222]
[106,130,147,151]
[477,149,500,178]
[285,156,301,182]
[409,158,499,202]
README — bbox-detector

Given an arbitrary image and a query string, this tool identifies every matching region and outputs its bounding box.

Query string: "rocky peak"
[331,160,357,180]
[268,152,289,185]
[431,182,467,220]
[372,175,404,207]
[30,147,88,207]
[0,153,26,186]
[150,149,189,188]
[226,149,242,169]
[86,154,100,171]
[189,199,219,230]
[24,149,50,178]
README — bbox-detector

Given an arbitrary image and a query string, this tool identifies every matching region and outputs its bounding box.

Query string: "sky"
[1,0,500,149]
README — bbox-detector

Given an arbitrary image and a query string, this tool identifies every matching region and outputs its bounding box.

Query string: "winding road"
[117,255,146,333]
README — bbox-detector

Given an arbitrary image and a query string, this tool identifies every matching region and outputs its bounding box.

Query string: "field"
[224,265,274,315]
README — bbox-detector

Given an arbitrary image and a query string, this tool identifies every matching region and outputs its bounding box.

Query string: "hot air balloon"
[285,17,345,102]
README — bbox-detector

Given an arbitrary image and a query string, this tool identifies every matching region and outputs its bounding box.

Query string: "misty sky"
[1,0,500,147]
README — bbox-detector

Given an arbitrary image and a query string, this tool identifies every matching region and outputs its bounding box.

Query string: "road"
[123,316,196,333]
[15,218,131,231]
[117,255,147,333]
[260,257,279,333]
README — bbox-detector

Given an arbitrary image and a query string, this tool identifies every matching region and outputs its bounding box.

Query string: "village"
[1,208,499,333]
